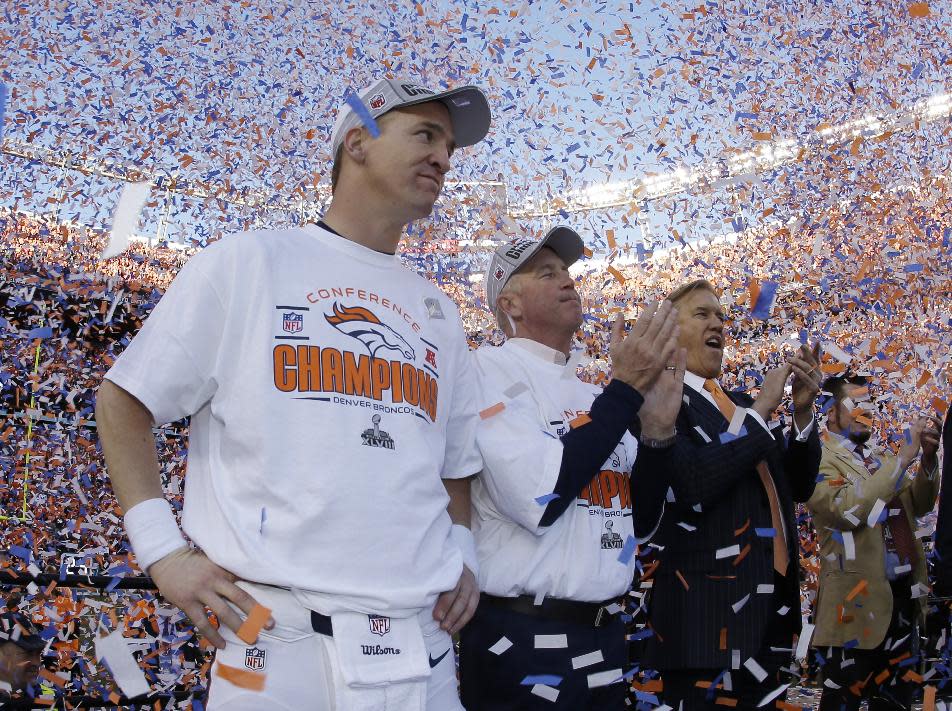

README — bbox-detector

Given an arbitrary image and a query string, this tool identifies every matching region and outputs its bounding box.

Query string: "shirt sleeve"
[103,247,227,426]
[440,317,483,479]
[474,376,565,534]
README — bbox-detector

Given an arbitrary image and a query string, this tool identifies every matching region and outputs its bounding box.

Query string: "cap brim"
[538,226,584,268]
[400,86,491,148]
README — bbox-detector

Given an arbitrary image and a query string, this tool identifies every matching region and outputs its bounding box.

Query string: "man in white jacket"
[459,227,685,709]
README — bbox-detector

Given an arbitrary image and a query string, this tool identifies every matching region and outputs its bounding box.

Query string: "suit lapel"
[826,437,870,481]
[683,386,727,427]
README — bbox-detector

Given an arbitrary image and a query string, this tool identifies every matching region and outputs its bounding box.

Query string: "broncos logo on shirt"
[325,302,416,361]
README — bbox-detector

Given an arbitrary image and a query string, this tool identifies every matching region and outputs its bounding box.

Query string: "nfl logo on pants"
[368,614,390,637]
[244,646,266,671]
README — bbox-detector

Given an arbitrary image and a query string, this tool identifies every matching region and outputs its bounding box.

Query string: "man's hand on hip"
[149,547,272,649]
[433,565,478,635]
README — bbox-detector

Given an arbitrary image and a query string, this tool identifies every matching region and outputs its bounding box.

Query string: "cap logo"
[493,266,506,281]
[504,239,535,260]
[401,84,435,98]
[368,93,386,110]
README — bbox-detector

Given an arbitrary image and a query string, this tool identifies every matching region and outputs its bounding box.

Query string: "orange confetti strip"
[732,543,751,566]
[479,402,505,419]
[237,603,272,645]
[582,246,593,258]
[675,570,690,590]
[606,229,616,250]
[607,265,626,284]
[715,698,738,707]
[752,131,773,141]
[569,414,592,429]
[719,627,727,650]
[908,2,931,17]
[923,685,937,711]
[734,518,751,536]
[889,651,911,666]
[845,579,868,601]
[216,662,266,691]
[874,669,890,685]
[747,278,761,309]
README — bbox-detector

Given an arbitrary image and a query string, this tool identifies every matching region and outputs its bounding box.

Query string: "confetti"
[236,603,272,645]
[215,661,267,691]
[102,181,151,260]
[94,629,151,698]
[344,92,381,139]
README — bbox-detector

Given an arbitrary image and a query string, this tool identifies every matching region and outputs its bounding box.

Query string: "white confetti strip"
[587,668,622,688]
[95,628,151,698]
[534,634,567,649]
[530,684,559,702]
[571,650,604,669]
[101,181,151,260]
[488,636,512,655]
[743,657,768,682]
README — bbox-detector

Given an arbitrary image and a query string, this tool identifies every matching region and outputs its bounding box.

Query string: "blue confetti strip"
[617,535,637,564]
[719,425,748,443]
[534,493,560,505]
[0,83,6,143]
[751,280,779,320]
[521,674,562,686]
[755,527,777,537]
[26,326,54,339]
[345,93,380,139]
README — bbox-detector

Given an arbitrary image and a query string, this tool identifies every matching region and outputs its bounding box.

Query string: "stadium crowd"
[0,188,949,706]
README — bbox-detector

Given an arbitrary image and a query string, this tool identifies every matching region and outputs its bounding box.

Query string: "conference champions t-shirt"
[106,224,482,616]
[471,339,639,602]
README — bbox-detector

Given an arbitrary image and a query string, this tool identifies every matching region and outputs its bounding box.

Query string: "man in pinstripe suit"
[641,279,822,709]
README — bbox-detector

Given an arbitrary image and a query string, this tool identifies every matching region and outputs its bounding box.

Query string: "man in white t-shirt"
[95,77,491,711]
[458,227,685,710]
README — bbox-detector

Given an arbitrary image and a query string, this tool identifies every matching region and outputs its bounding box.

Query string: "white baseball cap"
[330,78,491,155]
[484,226,585,314]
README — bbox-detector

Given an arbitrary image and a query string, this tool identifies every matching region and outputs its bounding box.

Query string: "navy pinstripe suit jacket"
[641,386,820,670]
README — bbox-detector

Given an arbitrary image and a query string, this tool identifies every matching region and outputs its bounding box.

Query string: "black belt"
[310,610,333,636]
[480,593,612,627]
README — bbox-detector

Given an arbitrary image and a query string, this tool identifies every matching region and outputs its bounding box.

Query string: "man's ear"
[343,127,367,164]
[827,401,840,430]
[498,292,521,321]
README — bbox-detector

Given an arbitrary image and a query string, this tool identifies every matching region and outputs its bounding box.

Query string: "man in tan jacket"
[808,375,941,711]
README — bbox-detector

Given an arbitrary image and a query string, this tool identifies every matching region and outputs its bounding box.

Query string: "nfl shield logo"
[283,312,303,333]
[369,93,386,110]
[368,614,390,637]
[244,646,266,671]
[493,266,506,281]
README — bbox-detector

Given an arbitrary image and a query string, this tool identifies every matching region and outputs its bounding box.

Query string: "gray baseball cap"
[330,78,491,155]
[484,226,585,314]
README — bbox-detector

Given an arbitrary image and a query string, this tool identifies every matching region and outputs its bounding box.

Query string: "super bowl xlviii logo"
[244,646,266,671]
[283,312,303,334]
[361,415,395,450]
[368,614,390,637]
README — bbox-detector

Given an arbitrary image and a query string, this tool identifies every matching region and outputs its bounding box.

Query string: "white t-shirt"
[106,224,482,616]
[471,338,639,602]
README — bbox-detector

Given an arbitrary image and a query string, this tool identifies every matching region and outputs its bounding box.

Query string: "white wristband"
[450,524,479,577]
[123,498,188,573]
